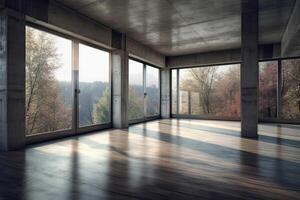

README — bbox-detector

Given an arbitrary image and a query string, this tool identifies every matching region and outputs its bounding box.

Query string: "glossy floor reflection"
[0,119,299,200]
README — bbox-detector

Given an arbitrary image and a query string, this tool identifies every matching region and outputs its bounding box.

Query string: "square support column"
[111,49,129,129]
[241,0,259,138]
[0,9,25,151]
[161,67,170,118]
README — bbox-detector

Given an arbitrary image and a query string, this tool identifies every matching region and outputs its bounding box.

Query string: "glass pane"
[282,59,300,119]
[179,64,240,117]
[179,69,190,115]
[179,91,189,115]
[191,92,200,115]
[79,43,110,127]
[171,70,177,114]
[25,26,72,135]
[146,65,160,116]
[259,61,278,118]
[128,59,144,120]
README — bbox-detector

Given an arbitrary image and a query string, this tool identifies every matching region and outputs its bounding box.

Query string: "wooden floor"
[0,119,299,200]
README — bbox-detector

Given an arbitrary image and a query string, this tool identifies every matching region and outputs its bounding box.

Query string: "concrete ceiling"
[55,0,296,56]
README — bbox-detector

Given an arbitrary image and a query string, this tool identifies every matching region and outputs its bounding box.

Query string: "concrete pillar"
[241,0,259,138]
[111,32,129,129]
[0,9,25,151]
[161,67,170,118]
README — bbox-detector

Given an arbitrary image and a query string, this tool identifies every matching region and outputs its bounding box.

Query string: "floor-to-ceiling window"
[259,61,278,119]
[281,58,300,119]
[79,43,110,127]
[25,26,111,137]
[145,65,160,117]
[171,59,300,123]
[257,58,300,122]
[172,64,240,119]
[128,59,161,123]
[171,70,178,115]
[25,26,73,135]
[128,59,144,121]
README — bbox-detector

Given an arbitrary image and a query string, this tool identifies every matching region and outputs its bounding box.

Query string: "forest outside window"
[176,64,240,118]
[259,61,278,118]
[281,59,300,119]
[128,59,161,122]
[25,26,72,135]
[78,43,111,127]
[25,26,112,136]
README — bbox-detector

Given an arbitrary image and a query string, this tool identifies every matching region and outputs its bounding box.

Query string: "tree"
[181,67,217,114]
[128,85,144,120]
[215,66,240,117]
[92,87,110,124]
[180,65,240,117]
[258,62,277,118]
[25,27,71,135]
[281,59,300,119]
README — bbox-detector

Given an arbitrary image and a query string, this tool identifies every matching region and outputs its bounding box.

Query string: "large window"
[171,70,177,114]
[172,59,300,123]
[25,26,112,136]
[128,59,160,121]
[179,69,190,115]
[25,26,72,135]
[175,64,240,118]
[282,59,300,119]
[146,65,160,116]
[128,60,144,120]
[259,61,278,118]
[79,44,110,127]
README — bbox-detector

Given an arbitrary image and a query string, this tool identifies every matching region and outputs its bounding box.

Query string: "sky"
[129,59,159,87]
[28,26,158,86]
[51,34,110,83]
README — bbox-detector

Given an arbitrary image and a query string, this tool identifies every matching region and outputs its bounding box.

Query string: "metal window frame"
[128,57,161,124]
[170,58,300,124]
[25,23,113,145]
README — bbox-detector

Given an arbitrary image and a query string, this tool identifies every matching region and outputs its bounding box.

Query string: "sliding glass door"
[128,59,160,123]
[145,65,160,117]
[25,26,111,137]
[78,43,111,128]
[25,26,73,136]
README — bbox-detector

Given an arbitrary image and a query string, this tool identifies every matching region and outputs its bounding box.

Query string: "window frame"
[128,57,161,125]
[170,58,300,124]
[25,23,113,144]
[171,63,241,121]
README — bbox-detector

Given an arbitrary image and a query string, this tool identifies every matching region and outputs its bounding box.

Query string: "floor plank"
[0,119,299,200]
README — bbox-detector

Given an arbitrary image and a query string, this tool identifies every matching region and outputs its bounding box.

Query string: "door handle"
[75,89,81,94]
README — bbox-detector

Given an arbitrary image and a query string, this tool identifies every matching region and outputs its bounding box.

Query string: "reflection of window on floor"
[25,26,72,135]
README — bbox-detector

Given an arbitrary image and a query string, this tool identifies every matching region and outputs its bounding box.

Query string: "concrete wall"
[167,44,281,68]
[126,37,165,68]
[167,49,241,68]
[0,9,25,151]
[111,48,129,129]
[281,0,300,57]
[25,0,166,66]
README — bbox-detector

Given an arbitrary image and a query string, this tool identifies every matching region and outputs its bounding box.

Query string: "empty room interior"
[0,0,300,199]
